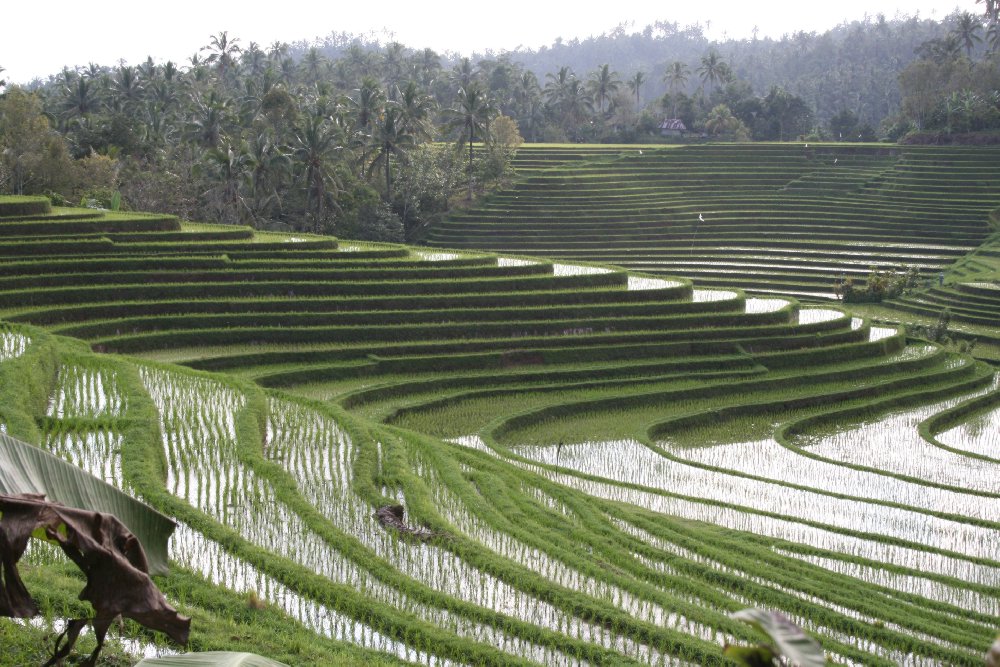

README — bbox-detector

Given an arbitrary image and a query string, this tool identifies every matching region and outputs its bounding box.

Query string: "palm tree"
[162,61,178,82]
[561,79,593,140]
[446,84,495,200]
[111,65,144,112]
[989,21,1000,54]
[952,12,984,58]
[626,71,646,106]
[188,92,230,148]
[301,48,326,85]
[414,48,441,87]
[203,31,242,80]
[367,105,415,199]
[84,63,105,80]
[543,66,573,108]
[396,81,435,140]
[978,0,999,23]
[451,58,477,89]
[244,132,289,222]
[203,141,251,225]
[512,71,540,113]
[588,64,620,116]
[697,51,730,97]
[63,77,99,119]
[348,77,386,132]
[382,42,407,91]
[293,114,343,223]
[138,57,158,83]
[242,42,267,78]
[664,61,689,95]
[663,62,689,118]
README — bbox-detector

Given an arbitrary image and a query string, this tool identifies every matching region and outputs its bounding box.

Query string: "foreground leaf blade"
[731,608,826,667]
[0,432,174,574]
[136,651,290,666]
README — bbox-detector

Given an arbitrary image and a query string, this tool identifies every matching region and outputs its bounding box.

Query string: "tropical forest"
[1,4,1000,666]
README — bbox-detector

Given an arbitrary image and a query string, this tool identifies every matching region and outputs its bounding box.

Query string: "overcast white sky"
[1,0,982,84]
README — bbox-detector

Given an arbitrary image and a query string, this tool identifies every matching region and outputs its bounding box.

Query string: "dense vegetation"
[2,7,999,242]
[0,146,998,664]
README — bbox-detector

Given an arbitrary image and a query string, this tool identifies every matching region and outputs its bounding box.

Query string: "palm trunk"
[385,146,392,200]
[467,130,474,201]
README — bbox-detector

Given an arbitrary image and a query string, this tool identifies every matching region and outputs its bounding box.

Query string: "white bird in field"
[834,158,838,164]
[698,213,704,223]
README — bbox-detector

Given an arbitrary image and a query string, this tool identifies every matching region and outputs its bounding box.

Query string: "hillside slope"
[0,195,998,665]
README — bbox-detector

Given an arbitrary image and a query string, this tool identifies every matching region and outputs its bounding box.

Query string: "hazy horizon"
[2,0,982,85]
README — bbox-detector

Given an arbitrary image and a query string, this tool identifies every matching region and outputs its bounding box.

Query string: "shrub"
[834,265,919,302]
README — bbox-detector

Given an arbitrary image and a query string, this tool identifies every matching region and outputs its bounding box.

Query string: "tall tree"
[588,64,620,116]
[664,61,689,95]
[110,65,144,112]
[560,79,593,140]
[396,81,435,140]
[293,114,343,225]
[626,71,646,106]
[697,50,730,97]
[63,77,99,119]
[348,77,386,132]
[543,66,573,108]
[367,104,415,199]
[203,141,251,225]
[300,48,326,85]
[952,12,984,58]
[188,92,231,148]
[244,132,289,222]
[202,31,242,81]
[450,58,477,89]
[446,84,494,200]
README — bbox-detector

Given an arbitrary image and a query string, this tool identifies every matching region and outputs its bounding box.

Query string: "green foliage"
[834,266,919,303]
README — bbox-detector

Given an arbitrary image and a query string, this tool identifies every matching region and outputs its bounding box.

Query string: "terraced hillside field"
[427,144,1000,301]
[1,194,999,666]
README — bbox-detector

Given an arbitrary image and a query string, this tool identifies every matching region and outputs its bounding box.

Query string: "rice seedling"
[512,438,1000,559]
[692,290,738,302]
[42,428,126,489]
[935,401,1000,459]
[800,375,1000,490]
[265,396,682,663]
[552,264,615,277]
[0,329,28,361]
[46,362,127,419]
[452,435,998,587]
[743,298,790,314]
[777,550,1000,617]
[627,276,685,291]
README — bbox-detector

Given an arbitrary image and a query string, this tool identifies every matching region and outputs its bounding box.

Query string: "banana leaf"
[136,652,289,666]
[0,432,174,574]
[731,608,826,667]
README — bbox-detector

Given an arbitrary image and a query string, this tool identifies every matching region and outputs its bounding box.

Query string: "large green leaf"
[136,652,289,666]
[0,432,174,574]
[731,608,826,667]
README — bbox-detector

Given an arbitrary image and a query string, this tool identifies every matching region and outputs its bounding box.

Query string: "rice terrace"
[0,138,999,666]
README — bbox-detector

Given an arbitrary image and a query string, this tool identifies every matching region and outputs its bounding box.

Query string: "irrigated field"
[428,144,999,296]
[1,142,999,666]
